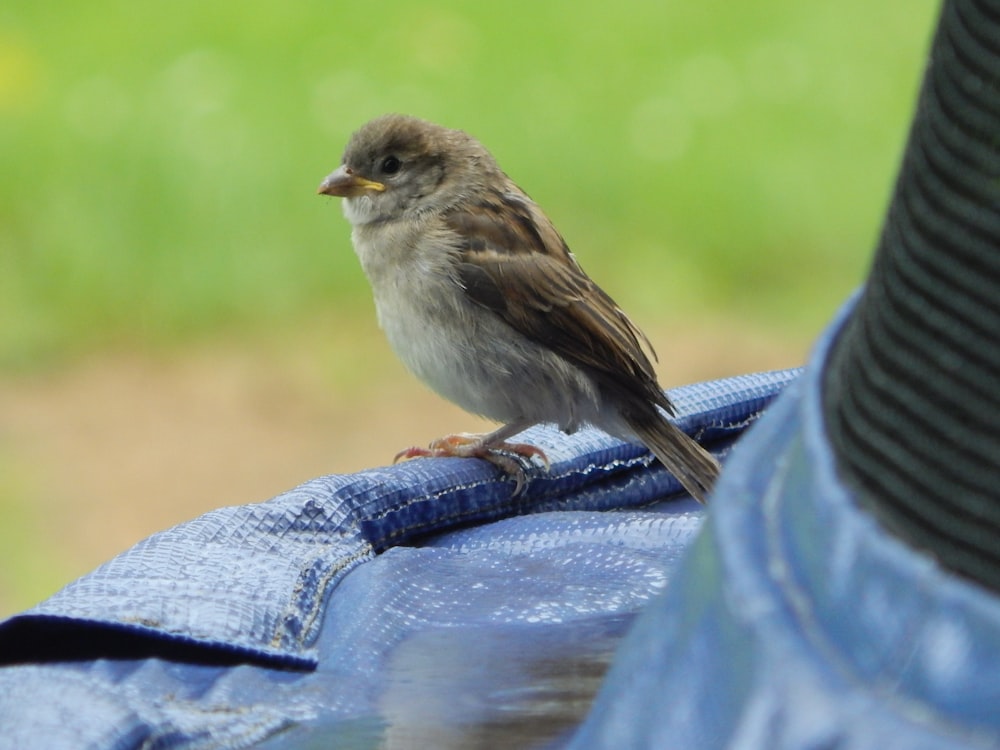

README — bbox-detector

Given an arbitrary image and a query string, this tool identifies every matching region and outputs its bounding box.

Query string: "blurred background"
[0,0,938,616]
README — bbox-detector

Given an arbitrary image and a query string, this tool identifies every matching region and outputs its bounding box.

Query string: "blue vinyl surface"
[572,300,1000,750]
[0,369,790,748]
[2,303,997,748]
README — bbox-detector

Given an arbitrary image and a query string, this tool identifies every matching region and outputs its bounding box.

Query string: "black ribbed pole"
[824,0,1000,590]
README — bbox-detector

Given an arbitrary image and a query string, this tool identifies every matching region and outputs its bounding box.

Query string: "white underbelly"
[374,283,599,430]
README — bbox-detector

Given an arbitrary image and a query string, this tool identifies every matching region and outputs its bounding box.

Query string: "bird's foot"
[394,433,549,495]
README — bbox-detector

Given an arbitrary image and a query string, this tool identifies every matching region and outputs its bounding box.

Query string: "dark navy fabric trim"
[0,370,798,670]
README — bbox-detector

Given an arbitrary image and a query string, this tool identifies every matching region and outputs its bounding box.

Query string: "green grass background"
[0,0,944,617]
[1,0,939,370]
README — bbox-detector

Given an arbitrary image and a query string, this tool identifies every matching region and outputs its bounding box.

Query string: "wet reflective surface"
[257,615,631,749]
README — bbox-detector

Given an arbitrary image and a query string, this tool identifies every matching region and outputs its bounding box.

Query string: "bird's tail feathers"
[629,417,721,503]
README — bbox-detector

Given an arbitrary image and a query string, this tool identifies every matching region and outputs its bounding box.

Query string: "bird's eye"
[380,156,402,175]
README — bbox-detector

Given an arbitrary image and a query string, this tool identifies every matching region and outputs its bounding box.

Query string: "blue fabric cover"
[571,301,1000,750]
[2,300,996,748]
[0,369,789,748]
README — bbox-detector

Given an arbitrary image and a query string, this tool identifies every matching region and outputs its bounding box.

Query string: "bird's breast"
[351,220,604,429]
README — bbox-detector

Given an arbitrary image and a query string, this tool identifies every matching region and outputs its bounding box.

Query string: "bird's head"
[318,114,495,225]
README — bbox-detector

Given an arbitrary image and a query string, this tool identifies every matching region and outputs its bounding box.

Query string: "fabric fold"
[0,370,798,669]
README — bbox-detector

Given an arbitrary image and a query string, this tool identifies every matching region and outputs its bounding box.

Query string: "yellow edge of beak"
[317,168,386,197]
[354,177,386,192]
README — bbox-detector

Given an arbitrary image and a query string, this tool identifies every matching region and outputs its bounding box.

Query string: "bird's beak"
[317,165,386,197]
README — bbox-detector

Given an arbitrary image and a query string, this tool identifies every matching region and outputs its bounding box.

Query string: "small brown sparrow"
[318,114,720,501]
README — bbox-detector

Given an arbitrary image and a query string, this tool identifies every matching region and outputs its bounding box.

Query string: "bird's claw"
[394,434,549,495]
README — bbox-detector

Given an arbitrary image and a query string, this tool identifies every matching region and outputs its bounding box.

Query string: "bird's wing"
[445,189,672,413]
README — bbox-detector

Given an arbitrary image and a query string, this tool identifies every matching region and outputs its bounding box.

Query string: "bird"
[317,114,721,502]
